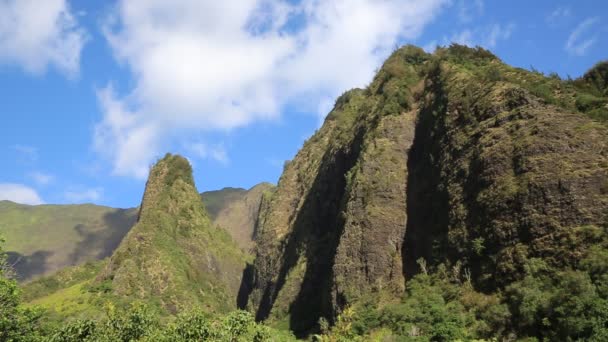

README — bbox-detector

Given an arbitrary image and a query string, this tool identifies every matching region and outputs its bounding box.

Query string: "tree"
[0,236,43,341]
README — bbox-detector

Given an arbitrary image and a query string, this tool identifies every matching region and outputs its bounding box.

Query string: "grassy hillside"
[201,187,248,218]
[0,185,270,282]
[0,201,136,281]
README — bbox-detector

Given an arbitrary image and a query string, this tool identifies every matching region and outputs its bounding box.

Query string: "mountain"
[243,45,608,336]
[93,154,248,314]
[5,45,608,341]
[205,183,275,251]
[0,201,136,281]
[22,154,250,319]
[0,185,271,282]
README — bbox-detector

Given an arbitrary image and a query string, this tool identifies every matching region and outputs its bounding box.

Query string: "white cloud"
[95,0,449,178]
[546,6,571,27]
[94,86,160,179]
[0,0,87,76]
[486,23,515,48]
[64,187,103,203]
[29,171,54,186]
[187,142,229,165]
[0,183,44,205]
[443,23,515,49]
[566,17,600,56]
[458,0,484,23]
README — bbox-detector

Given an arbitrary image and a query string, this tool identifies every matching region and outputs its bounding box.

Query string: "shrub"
[0,236,44,342]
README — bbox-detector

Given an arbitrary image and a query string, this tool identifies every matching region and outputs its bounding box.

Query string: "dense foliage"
[47,306,296,342]
[0,236,292,341]
[319,249,608,341]
[0,237,44,341]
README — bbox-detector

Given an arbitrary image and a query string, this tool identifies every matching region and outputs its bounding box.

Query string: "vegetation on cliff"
[246,44,608,339]
[93,154,248,315]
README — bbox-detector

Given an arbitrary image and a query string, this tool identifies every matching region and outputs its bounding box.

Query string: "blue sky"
[0,0,606,208]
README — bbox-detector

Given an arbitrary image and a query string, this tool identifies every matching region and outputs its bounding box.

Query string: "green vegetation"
[321,250,608,341]
[47,306,296,342]
[2,235,294,341]
[0,236,44,341]
[22,260,104,302]
[0,201,136,281]
[249,43,608,338]
[3,45,608,341]
[1,236,292,341]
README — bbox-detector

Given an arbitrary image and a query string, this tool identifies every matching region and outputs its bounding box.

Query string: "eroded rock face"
[404,60,608,290]
[246,45,608,336]
[246,47,426,336]
[332,110,415,307]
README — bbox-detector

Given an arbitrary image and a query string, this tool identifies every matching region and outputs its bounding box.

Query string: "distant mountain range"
[0,183,273,281]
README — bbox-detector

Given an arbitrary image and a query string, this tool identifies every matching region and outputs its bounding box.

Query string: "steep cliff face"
[247,45,608,335]
[403,49,608,291]
[247,46,428,335]
[96,154,247,314]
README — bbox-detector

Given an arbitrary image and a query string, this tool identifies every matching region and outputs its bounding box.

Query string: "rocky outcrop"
[246,46,427,336]
[404,53,608,291]
[246,45,608,336]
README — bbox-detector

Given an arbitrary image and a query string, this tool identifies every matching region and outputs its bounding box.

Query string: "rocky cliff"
[245,45,608,336]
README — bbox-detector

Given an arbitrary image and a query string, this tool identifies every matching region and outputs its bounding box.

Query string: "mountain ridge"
[0,183,273,281]
[244,44,608,336]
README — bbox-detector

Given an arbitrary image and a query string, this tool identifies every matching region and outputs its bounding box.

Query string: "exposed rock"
[246,45,608,336]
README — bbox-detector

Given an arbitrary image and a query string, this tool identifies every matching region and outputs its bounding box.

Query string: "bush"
[0,236,44,342]
[575,93,606,112]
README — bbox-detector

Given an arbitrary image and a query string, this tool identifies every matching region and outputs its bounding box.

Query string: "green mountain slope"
[245,45,608,337]
[201,187,248,218]
[94,154,248,314]
[22,154,250,319]
[0,185,271,282]
[0,201,136,281]
[207,183,275,251]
